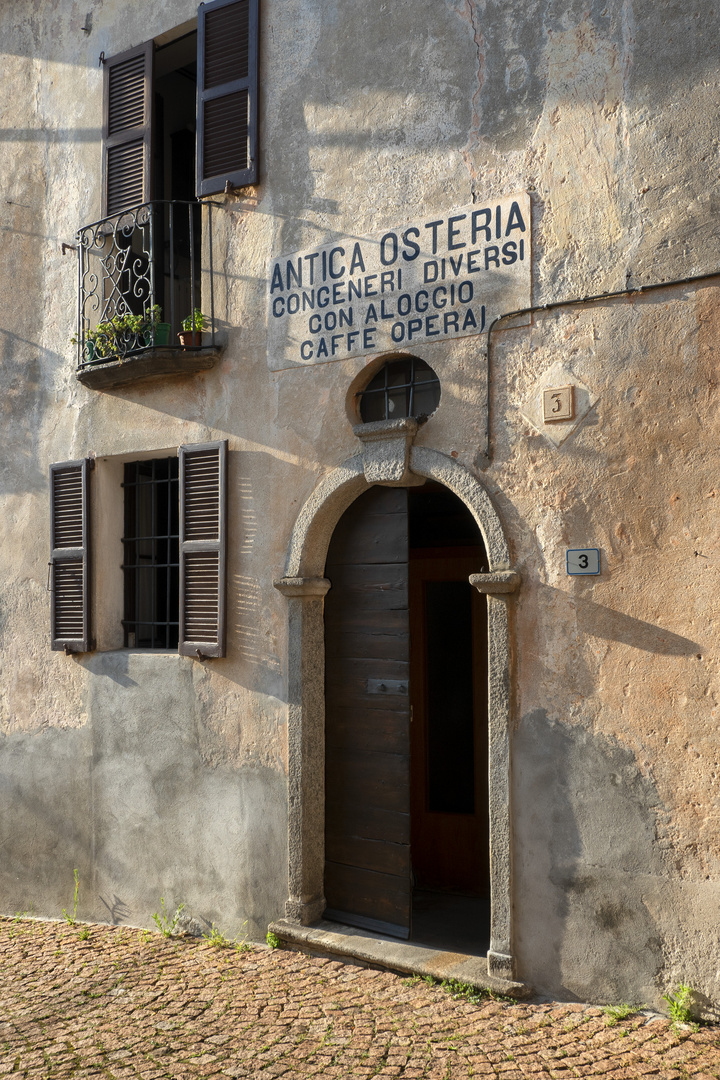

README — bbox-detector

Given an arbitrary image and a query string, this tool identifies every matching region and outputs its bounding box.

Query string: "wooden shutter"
[102,42,153,217]
[50,460,92,653]
[178,440,228,657]
[197,0,259,195]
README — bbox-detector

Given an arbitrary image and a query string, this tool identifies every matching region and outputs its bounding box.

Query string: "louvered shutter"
[197,0,259,195]
[102,42,153,217]
[50,459,92,653]
[178,441,228,658]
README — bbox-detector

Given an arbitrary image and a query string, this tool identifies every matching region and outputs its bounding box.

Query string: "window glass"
[359,357,441,423]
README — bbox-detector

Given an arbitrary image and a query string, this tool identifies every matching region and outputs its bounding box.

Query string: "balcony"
[75,201,222,390]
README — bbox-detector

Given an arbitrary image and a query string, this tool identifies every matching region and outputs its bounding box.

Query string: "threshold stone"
[268,918,530,998]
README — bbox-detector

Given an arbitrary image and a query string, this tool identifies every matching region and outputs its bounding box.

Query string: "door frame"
[274,443,520,979]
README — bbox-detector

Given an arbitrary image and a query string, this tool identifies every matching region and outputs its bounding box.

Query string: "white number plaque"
[566,548,600,575]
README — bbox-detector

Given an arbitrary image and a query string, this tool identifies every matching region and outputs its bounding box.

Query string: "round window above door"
[358,357,441,423]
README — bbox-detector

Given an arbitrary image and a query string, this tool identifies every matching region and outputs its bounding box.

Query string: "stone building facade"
[2,0,719,1009]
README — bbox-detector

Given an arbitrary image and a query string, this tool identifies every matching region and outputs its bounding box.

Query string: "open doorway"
[152,31,201,337]
[323,482,490,954]
[408,483,489,954]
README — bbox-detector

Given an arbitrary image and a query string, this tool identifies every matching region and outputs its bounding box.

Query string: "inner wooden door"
[409,553,489,895]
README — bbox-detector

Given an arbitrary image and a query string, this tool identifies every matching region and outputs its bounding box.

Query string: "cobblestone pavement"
[1,917,719,1079]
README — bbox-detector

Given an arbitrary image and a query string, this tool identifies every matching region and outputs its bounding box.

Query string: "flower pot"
[178,331,202,348]
[144,322,171,347]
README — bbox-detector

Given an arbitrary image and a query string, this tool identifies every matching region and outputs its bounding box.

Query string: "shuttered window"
[178,440,228,657]
[50,460,92,653]
[197,0,259,195]
[102,42,153,216]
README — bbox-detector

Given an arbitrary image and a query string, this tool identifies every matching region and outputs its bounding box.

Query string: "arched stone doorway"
[324,480,491,948]
[274,434,519,977]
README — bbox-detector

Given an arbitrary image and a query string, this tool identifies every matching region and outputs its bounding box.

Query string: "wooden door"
[409,552,489,895]
[324,487,412,938]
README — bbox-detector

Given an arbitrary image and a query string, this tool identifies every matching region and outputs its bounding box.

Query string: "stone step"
[268,918,530,998]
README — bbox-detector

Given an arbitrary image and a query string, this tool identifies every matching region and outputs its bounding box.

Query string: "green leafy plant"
[74,304,165,359]
[266,931,280,949]
[602,1003,636,1026]
[62,868,79,926]
[204,925,234,948]
[204,921,250,952]
[78,926,90,941]
[151,898,185,938]
[440,978,515,1005]
[663,983,698,1028]
[181,308,209,332]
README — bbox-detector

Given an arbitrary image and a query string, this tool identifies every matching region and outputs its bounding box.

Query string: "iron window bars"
[359,357,441,424]
[75,200,216,370]
[122,457,180,649]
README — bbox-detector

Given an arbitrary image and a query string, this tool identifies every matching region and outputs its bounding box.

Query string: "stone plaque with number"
[543,386,574,422]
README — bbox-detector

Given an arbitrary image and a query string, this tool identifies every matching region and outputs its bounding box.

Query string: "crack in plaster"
[451,0,486,189]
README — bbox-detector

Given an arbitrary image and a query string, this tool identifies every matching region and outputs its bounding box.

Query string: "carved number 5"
[578,554,589,569]
[551,393,562,413]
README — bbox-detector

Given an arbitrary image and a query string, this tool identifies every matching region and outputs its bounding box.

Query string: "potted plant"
[143,304,171,348]
[178,308,209,348]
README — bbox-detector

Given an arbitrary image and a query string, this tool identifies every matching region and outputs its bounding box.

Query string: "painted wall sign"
[267,192,531,370]
[566,549,600,575]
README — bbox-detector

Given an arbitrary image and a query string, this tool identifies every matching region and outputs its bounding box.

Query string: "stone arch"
[283,446,512,580]
[274,446,519,980]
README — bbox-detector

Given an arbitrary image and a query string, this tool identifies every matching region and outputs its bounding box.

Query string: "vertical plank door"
[324,486,412,938]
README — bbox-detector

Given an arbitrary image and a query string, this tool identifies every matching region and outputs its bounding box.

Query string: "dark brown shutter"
[197,0,259,195]
[50,459,92,653]
[102,42,153,217]
[178,440,228,657]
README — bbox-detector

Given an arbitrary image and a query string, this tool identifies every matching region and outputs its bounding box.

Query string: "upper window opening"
[359,357,441,424]
[101,0,258,218]
[153,31,198,204]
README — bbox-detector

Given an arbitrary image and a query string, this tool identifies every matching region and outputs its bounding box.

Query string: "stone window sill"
[75,345,222,390]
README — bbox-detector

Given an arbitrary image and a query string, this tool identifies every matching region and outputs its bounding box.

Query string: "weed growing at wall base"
[663,983,699,1029]
[440,978,516,1005]
[266,931,280,949]
[62,869,79,926]
[151,899,184,938]
[602,1003,637,1026]
[204,922,251,952]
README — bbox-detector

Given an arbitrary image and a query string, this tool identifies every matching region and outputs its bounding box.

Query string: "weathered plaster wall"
[1,0,719,1006]
[499,287,720,1003]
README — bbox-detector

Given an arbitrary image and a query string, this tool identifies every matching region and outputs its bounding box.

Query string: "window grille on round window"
[359,357,441,423]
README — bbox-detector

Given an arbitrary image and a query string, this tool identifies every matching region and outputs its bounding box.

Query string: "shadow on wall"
[514,710,668,1004]
[0,328,53,499]
[542,583,703,656]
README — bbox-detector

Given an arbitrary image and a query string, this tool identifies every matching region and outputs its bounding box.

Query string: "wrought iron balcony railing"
[75,200,217,373]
